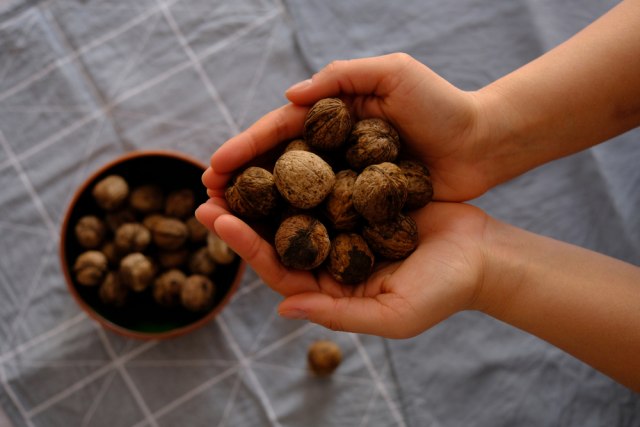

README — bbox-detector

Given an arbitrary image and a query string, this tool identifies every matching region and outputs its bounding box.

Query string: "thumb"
[278,292,417,339]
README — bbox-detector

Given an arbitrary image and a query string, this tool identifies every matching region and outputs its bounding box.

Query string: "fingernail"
[279,309,308,320]
[286,79,312,93]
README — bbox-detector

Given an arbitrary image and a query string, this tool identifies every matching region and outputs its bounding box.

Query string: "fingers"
[209,103,308,175]
[211,214,319,296]
[278,292,420,339]
[285,53,419,105]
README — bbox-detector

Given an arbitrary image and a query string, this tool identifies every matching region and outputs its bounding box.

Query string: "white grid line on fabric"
[0,9,281,173]
[0,364,36,427]
[216,316,282,427]
[0,0,181,105]
[350,334,407,427]
[129,365,240,427]
[25,341,157,418]
[0,130,58,239]
[250,322,314,361]
[0,241,57,359]
[96,328,160,427]
[0,314,85,365]
[80,370,117,427]
[215,373,244,427]
[157,0,240,135]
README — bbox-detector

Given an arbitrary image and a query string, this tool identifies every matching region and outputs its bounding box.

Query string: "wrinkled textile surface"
[1,0,639,426]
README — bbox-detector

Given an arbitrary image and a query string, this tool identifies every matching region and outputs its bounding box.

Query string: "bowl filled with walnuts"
[60,150,245,340]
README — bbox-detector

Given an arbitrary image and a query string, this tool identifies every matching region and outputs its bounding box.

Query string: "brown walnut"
[207,233,236,264]
[73,250,108,286]
[323,169,360,231]
[346,118,400,170]
[120,253,156,292]
[75,215,106,249]
[105,208,137,232]
[181,275,216,312]
[308,340,342,376]
[225,167,279,219]
[398,160,433,210]
[153,269,186,307]
[303,98,352,151]
[352,162,408,224]
[152,217,188,250]
[165,188,195,219]
[130,184,164,214]
[274,214,330,270]
[284,138,312,153]
[186,216,208,243]
[157,248,189,269]
[114,222,151,253]
[327,233,375,285]
[363,214,418,260]
[99,272,129,307]
[273,150,335,209]
[188,247,216,275]
[92,175,129,211]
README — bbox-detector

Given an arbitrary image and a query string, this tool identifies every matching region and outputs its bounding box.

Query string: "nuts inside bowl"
[60,151,245,340]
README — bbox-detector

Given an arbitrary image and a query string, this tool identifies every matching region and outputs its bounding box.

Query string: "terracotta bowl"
[60,150,245,340]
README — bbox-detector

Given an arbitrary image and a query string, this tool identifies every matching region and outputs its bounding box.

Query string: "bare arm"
[477,218,640,391]
[475,0,640,188]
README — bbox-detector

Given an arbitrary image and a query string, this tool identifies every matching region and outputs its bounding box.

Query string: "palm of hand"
[277,202,489,338]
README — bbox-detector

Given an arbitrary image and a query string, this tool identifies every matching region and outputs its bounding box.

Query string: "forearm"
[475,0,640,188]
[477,219,640,391]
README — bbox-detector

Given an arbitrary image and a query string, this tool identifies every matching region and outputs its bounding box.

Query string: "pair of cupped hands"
[196,54,504,339]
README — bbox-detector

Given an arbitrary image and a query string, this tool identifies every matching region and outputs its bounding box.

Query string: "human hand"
[196,201,491,338]
[202,53,494,203]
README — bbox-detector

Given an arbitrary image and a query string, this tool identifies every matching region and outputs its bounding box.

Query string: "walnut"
[363,214,418,260]
[273,150,335,209]
[152,217,188,250]
[142,213,165,232]
[73,250,108,286]
[207,233,236,264]
[153,269,186,307]
[100,241,123,267]
[165,188,195,218]
[346,118,400,170]
[303,98,352,151]
[157,248,189,269]
[92,175,129,211]
[323,169,360,231]
[120,252,155,292]
[129,184,164,214]
[274,214,330,270]
[284,138,312,152]
[186,216,208,243]
[188,247,216,275]
[308,340,342,376]
[75,215,106,249]
[114,223,151,253]
[99,272,128,307]
[352,162,407,224]
[327,233,375,285]
[225,167,279,219]
[181,275,216,312]
[398,160,433,210]
[104,208,137,232]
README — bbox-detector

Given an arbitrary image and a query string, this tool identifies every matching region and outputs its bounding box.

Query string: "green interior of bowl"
[63,153,241,335]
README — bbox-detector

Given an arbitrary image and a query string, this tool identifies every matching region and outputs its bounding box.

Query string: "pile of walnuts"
[71,175,236,313]
[225,98,432,284]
